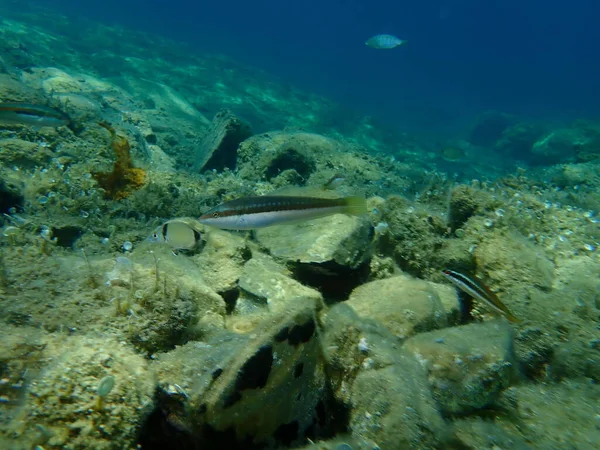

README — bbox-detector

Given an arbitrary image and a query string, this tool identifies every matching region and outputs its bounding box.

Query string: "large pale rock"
[256,215,373,269]
[255,214,373,299]
[346,275,458,340]
[237,256,323,314]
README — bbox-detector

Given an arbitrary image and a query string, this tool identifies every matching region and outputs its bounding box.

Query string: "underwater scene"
[1,1,600,449]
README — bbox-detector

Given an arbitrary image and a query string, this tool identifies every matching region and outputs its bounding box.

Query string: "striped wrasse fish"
[0,102,69,128]
[443,269,521,323]
[198,195,367,230]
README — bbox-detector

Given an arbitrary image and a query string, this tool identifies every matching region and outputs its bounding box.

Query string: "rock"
[101,249,227,353]
[550,163,595,187]
[193,228,252,296]
[345,275,458,340]
[493,122,545,159]
[451,413,530,449]
[0,138,54,168]
[503,381,600,448]
[531,126,600,164]
[448,184,488,231]
[236,132,326,183]
[469,111,516,147]
[474,231,555,292]
[404,322,515,415]
[349,363,445,449]
[380,195,448,278]
[153,297,324,448]
[195,109,252,172]
[321,304,447,449]
[237,256,323,315]
[0,74,43,103]
[513,326,554,379]
[2,333,155,450]
[255,212,373,299]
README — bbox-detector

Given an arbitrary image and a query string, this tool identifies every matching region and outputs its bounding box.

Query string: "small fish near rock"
[148,217,205,254]
[365,34,407,49]
[442,269,521,323]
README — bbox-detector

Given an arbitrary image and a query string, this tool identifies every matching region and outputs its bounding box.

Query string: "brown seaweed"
[93,122,146,200]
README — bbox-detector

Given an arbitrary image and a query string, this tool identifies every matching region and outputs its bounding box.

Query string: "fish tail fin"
[342,196,368,215]
[506,312,522,323]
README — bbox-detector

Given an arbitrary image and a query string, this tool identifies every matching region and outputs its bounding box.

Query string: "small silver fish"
[0,103,69,128]
[198,195,367,230]
[442,269,521,323]
[365,34,407,49]
[148,218,203,252]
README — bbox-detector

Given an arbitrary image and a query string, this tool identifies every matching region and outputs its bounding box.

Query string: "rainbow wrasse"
[443,269,521,323]
[198,195,367,230]
[0,102,69,128]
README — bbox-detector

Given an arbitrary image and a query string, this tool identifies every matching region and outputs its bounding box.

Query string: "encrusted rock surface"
[404,321,515,415]
[345,274,458,340]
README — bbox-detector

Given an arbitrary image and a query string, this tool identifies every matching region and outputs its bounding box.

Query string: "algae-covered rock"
[474,230,555,291]
[0,325,48,433]
[404,321,515,415]
[550,162,597,187]
[450,413,530,449]
[447,184,491,231]
[502,381,600,448]
[345,275,458,340]
[153,297,324,448]
[237,256,323,315]
[193,228,252,295]
[493,122,545,159]
[0,73,44,103]
[0,138,54,168]
[236,132,327,183]
[255,213,373,299]
[513,326,555,379]
[380,195,447,278]
[531,126,600,164]
[321,304,447,449]
[3,334,154,450]
[103,248,227,354]
[256,214,372,269]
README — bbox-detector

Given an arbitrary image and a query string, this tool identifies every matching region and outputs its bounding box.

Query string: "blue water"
[38,0,600,134]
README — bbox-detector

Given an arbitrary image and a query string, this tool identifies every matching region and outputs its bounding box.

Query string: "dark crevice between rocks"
[218,287,240,315]
[51,225,83,248]
[137,376,351,450]
[0,180,24,215]
[290,260,371,302]
[264,148,315,182]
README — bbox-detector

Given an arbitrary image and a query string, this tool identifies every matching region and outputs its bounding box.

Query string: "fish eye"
[212,212,219,218]
[152,233,158,238]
